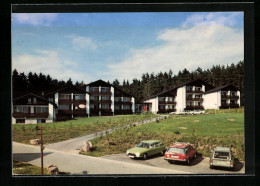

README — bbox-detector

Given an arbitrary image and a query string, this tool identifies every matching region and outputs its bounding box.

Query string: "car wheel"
[143,153,148,160]
[209,165,213,169]
[168,160,173,164]
[160,150,164,156]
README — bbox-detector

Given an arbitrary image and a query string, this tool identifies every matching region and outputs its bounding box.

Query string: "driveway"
[45,115,169,154]
[101,153,245,174]
[13,142,191,175]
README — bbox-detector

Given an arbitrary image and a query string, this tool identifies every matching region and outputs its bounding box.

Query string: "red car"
[164,142,197,165]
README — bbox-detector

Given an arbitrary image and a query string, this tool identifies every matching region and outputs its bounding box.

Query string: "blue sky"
[12,12,244,84]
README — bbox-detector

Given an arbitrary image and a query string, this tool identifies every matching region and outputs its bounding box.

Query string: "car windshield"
[214,151,230,159]
[136,142,149,148]
[167,147,185,154]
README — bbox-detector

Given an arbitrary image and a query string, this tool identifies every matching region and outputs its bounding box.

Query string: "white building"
[203,84,240,109]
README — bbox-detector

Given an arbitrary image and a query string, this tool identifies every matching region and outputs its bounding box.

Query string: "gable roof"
[142,79,214,101]
[13,93,57,107]
[44,85,86,96]
[204,84,239,94]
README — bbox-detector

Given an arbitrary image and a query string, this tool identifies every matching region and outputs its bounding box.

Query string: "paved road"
[13,142,191,175]
[45,115,169,154]
[101,154,245,174]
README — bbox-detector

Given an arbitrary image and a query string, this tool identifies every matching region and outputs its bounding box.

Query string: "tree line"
[12,60,244,105]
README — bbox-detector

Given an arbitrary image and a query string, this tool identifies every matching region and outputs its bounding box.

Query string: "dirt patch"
[178,127,187,130]
[227,119,235,121]
[193,120,200,122]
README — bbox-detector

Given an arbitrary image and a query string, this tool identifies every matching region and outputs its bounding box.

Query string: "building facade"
[86,80,135,116]
[203,84,240,109]
[143,79,239,114]
[12,93,57,124]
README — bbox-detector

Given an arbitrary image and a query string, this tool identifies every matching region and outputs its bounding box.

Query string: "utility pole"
[36,126,44,175]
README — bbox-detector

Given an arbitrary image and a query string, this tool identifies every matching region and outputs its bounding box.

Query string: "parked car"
[164,142,197,165]
[209,147,234,170]
[126,140,165,160]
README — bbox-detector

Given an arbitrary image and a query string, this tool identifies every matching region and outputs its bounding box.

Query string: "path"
[45,115,169,154]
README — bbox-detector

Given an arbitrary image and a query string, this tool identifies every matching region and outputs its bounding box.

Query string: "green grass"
[13,160,49,175]
[12,112,157,144]
[86,112,245,160]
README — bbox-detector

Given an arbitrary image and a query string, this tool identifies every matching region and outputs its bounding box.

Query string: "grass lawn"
[13,160,49,175]
[12,112,157,144]
[86,112,245,160]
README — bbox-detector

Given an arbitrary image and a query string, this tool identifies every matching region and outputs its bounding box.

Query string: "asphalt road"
[13,142,192,175]
[101,153,245,174]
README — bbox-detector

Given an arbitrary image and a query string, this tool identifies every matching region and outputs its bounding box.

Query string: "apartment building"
[44,85,88,120]
[86,80,135,116]
[143,79,216,113]
[12,93,57,124]
[203,84,240,109]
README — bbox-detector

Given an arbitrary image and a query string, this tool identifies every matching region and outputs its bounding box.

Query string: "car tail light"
[230,161,233,166]
[210,160,213,164]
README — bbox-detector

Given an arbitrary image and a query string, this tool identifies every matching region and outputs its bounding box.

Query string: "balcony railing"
[159,101,176,104]
[73,100,86,104]
[186,90,203,93]
[73,109,87,115]
[186,98,203,101]
[185,105,204,110]
[230,95,239,99]
[100,91,112,96]
[90,100,100,104]
[100,100,112,104]
[158,109,176,113]
[13,112,49,118]
[220,103,239,108]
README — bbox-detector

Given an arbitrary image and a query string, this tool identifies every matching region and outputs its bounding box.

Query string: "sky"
[12,12,244,84]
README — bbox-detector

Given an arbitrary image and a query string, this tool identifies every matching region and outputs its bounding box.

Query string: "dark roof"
[204,84,239,94]
[86,79,111,87]
[87,79,134,98]
[13,93,57,107]
[142,79,214,101]
[44,85,86,96]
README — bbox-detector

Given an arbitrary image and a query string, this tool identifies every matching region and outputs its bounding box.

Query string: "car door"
[149,143,157,156]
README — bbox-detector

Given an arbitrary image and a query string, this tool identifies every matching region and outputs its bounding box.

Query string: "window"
[74,94,85,100]
[115,105,120,110]
[158,97,166,101]
[102,96,110,100]
[14,105,23,112]
[33,98,37,103]
[122,97,130,102]
[42,107,48,113]
[16,119,25,124]
[59,105,70,110]
[115,97,121,102]
[90,104,94,109]
[36,107,41,113]
[195,87,201,91]
[123,105,131,110]
[101,87,110,92]
[23,106,29,113]
[101,104,110,109]
[28,98,31,103]
[90,87,99,92]
[37,119,46,123]
[186,86,192,91]
[159,105,165,109]
[90,96,99,100]
[168,105,173,109]
[168,97,174,101]
[59,94,71,100]
[48,98,54,102]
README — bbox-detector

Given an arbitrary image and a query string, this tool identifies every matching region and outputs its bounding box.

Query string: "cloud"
[12,13,58,26]
[12,50,91,83]
[182,12,243,26]
[106,13,243,82]
[66,34,97,50]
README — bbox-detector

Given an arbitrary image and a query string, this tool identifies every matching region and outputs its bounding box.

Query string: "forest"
[12,60,244,105]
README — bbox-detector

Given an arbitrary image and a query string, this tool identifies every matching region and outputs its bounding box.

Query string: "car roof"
[141,140,161,144]
[214,146,231,152]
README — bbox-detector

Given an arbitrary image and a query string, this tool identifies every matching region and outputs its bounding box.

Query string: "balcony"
[58,110,73,114]
[100,91,112,96]
[185,105,204,110]
[230,95,239,99]
[58,99,72,104]
[220,103,239,109]
[13,112,49,118]
[121,101,132,105]
[73,99,86,104]
[90,100,100,104]
[186,90,203,93]
[100,100,112,104]
[89,91,100,95]
[166,101,177,104]
[186,98,203,101]
[158,109,176,113]
[73,109,87,115]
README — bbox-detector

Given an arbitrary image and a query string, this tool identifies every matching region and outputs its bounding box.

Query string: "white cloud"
[12,50,91,83]
[13,13,58,26]
[182,12,242,26]
[66,34,97,50]
[106,13,243,82]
